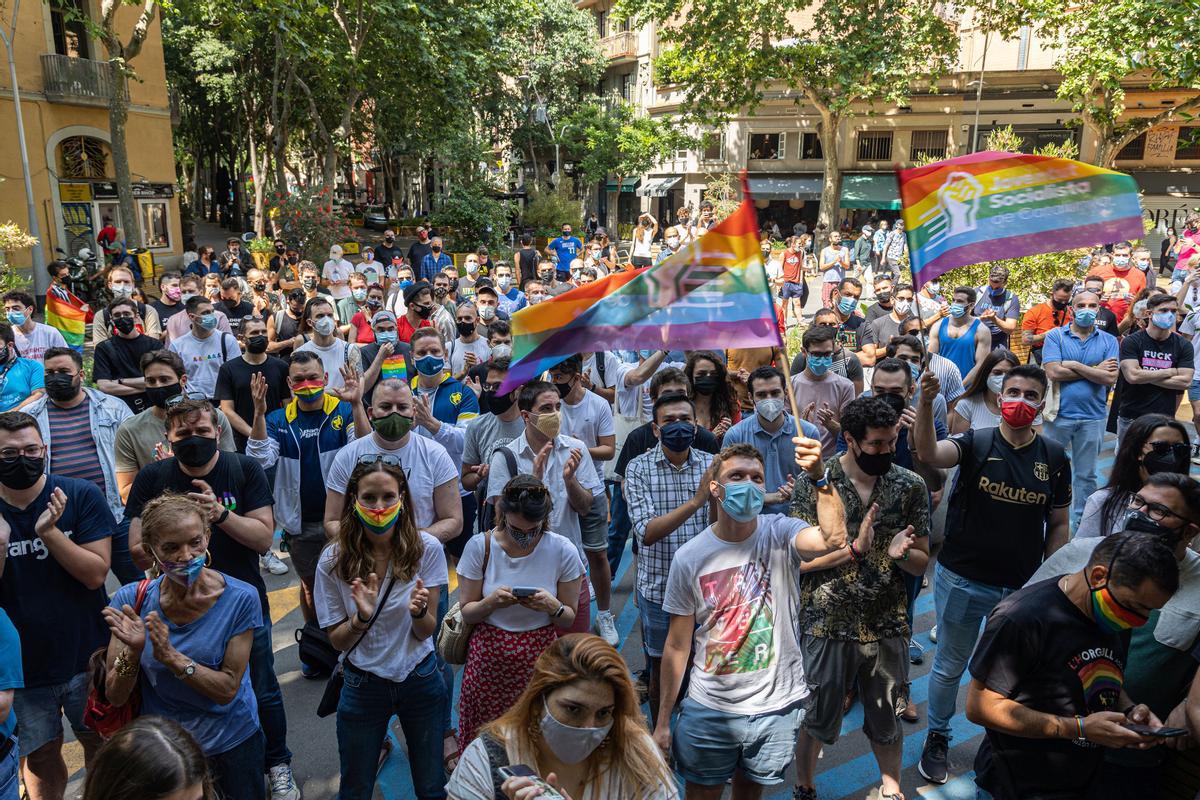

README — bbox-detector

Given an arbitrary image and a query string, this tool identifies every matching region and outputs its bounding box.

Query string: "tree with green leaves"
[617,0,959,232]
[963,0,1200,166]
[564,100,694,210]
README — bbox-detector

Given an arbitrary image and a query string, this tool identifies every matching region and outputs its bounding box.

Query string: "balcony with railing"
[599,30,636,62]
[41,53,124,107]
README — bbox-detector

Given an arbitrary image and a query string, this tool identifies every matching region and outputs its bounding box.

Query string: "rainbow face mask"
[355,499,402,535]
[1091,583,1149,633]
[292,380,325,401]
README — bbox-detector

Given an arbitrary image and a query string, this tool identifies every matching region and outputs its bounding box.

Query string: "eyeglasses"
[358,453,402,469]
[164,391,209,408]
[0,445,44,462]
[1128,494,1189,525]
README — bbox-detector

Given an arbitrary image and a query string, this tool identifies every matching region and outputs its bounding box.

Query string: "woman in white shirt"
[314,457,449,800]
[323,245,354,300]
[447,633,679,800]
[948,347,1042,434]
[456,475,584,752]
[630,213,658,267]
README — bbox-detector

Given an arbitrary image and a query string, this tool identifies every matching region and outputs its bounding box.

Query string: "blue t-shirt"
[0,475,114,687]
[548,236,583,271]
[499,288,527,315]
[0,609,23,740]
[0,358,44,412]
[111,575,262,756]
[1041,325,1120,421]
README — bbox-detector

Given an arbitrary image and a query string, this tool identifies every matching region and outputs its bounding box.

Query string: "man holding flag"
[44,261,92,354]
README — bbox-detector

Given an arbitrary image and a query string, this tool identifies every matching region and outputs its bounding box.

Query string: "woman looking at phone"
[455,475,584,752]
[447,634,678,800]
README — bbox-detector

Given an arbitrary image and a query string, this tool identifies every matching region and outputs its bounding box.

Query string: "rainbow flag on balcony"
[498,185,781,394]
[897,151,1145,288]
[44,286,92,351]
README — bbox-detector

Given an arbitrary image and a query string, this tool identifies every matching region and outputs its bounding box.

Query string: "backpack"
[944,428,1068,543]
[476,447,519,534]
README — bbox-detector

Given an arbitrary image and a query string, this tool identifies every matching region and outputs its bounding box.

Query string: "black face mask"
[852,443,894,477]
[246,335,268,355]
[44,373,80,403]
[287,255,299,265]
[877,392,908,417]
[0,455,44,490]
[481,389,515,415]
[113,316,137,336]
[275,245,286,254]
[693,375,719,395]
[172,435,218,468]
[145,383,181,410]
[434,287,449,299]
[1124,509,1179,539]
[554,379,574,399]
[1051,298,1069,310]
[223,298,241,309]
[415,305,434,319]
[456,321,476,338]
[1144,442,1191,476]
[253,282,267,292]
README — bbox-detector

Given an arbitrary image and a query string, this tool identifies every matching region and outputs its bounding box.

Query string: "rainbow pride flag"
[381,354,407,382]
[897,151,1145,287]
[499,193,781,394]
[44,286,92,351]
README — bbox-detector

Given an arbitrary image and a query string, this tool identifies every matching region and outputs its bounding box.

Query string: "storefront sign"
[91,182,175,199]
[59,183,93,202]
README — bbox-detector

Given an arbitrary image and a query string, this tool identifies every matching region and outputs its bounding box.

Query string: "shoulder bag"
[317,573,396,718]
[84,577,152,739]
[437,531,491,665]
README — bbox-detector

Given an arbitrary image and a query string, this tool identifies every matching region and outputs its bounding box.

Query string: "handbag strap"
[343,573,397,660]
[482,529,492,577]
[133,577,153,614]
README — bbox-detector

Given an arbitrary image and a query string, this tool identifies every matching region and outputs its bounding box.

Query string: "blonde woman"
[314,456,448,799]
[447,634,678,800]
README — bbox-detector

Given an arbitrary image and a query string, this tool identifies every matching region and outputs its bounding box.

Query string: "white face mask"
[666,237,680,249]
[539,699,612,764]
[894,299,912,316]
[986,374,1005,395]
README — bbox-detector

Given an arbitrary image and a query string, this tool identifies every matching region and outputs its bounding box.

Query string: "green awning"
[604,177,640,193]
[840,173,901,210]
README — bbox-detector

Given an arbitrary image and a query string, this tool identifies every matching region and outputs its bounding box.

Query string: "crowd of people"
[0,211,1199,800]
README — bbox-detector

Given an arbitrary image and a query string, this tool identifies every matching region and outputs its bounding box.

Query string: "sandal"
[443,729,460,777]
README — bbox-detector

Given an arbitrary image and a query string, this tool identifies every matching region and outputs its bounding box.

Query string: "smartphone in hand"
[497,765,566,798]
[511,587,539,598]
[1123,722,1189,737]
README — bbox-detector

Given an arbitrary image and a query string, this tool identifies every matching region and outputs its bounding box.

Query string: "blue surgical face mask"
[158,552,206,587]
[198,313,218,331]
[376,330,398,345]
[4,311,25,327]
[415,355,445,376]
[837,296,858,315]
[1152,311,1176,330]
[1074,308,1097,328]
[949,303,966,318]
[720,481,765,522]
[1113,256,1130,268]
[907,361,921,381]
[352,288,367,302]
[807,354,833,376]
[398,279,413,290]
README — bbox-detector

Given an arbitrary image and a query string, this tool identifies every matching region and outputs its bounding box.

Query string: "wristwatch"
[808,469,829,489]
[177,660,197,679]
[553,603,566,619]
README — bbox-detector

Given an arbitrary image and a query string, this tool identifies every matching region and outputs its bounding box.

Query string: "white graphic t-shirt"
[662,513,812,715]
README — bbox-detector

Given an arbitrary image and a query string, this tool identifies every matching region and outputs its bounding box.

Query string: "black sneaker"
[792,786,817,800]
[918,731,950,784]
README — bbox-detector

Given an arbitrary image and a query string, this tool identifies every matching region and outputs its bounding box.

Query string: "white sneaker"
[929,624,938,643]
[260,551,289,576]
[268,764,301,800]
[594,610,619,646]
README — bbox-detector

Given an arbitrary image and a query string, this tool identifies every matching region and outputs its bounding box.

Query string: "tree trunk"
[816,107,842,235]
[107,62,142,248]
[249,132,267,235]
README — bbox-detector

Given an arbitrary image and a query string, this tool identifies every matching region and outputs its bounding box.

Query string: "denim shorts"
[1188,380,1200,402]
[673,696,804,787]
[637,592,671,658]
[12,670,91,754]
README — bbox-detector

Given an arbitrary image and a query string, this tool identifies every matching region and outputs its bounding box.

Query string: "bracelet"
[356,610,371,624]
[1075,715,1086,740]
[897,550,909,561]
[215,508,230,525]
[348,617,366,633]
[411,604,428,620]
[553,603,566,619]
[113,651,139,677]
[848,541,862,560]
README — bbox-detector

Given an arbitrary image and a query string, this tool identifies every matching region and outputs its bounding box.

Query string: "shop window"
[140,202,170,249]
[800,133,823,160]
[749,133,786,160]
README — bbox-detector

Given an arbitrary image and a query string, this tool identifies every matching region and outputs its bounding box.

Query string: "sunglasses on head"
[164,391,209,408]
[358,453,402,469]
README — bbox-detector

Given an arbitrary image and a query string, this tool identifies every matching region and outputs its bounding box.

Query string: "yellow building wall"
[0,0,179,272]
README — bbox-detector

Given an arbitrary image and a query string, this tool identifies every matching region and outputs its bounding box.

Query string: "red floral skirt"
[457,622,559,751]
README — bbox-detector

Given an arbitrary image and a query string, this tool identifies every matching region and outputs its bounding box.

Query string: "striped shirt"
[624,445,714,604]
[47,397,105,491]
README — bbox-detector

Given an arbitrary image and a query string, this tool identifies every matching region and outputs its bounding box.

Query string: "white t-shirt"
[1179,311,1200,362]
[449,337,492,376]
[662,513,813,715]
[294,338,360,390]
[486,433,604,561]
[559,390,616,476]
[323,258,355,299]
[327,433,460,530]
[14,322,67,361]
[168,330,240,398]
[314,535,448,682]
[457,531,583,631]
[447,723,680,800]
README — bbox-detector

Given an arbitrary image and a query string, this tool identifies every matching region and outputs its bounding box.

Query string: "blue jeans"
[606,480,631,578]
[0,739,18,800]
[436,588,453,733]
[249,620,292,770]
[111,517,143,585]
[209,730,266,800]
[1043,416,1104,527]
[928,564,1012,738]
[337,655,448,800]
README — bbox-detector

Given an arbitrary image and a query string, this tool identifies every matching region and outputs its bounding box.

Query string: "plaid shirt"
[624,444,714,604]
